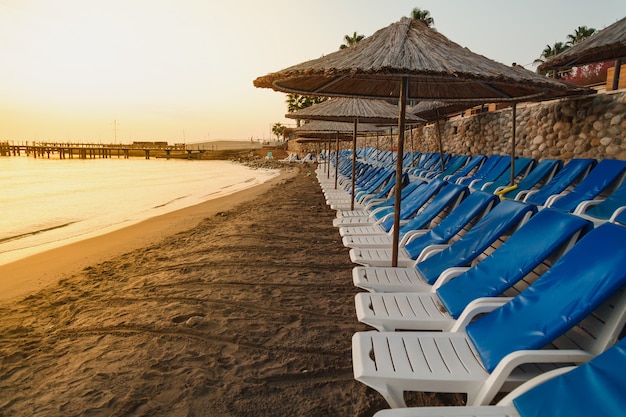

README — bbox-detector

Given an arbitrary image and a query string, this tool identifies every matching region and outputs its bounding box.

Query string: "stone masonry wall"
[306,90,626,162]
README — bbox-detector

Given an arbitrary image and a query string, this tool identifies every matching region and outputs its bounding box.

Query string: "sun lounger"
[478,157,535,193]
[574,177,626,224]
[349,199,535,268]
[545,158,626,212]
[370,337,626,417]
[455,155,509,186]
[496,158,562,199]
[444,155,488,183]
[355,209,592,331]
[521,158,596,205]
[333,179,445,227]
[353,222,626,408]
[341,184,468,246]
[352,192,500,292]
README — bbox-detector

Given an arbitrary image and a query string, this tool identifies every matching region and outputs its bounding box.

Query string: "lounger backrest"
[481,157,536,193]
[513,338,626,417]
[397,179,446,220]
[415,200,537,285]
[525,158,596,206]
[457,155,506,185]
[404,191,500,260]
[586,180,626,220]
[466,222,626,373]
[474,156,512,183]
[437,209,593,318]
[446,155,490,183]
[500,159,563,199]
[370,179,424,212]
[395,184,469,236]
[433,155,470,179]
[550,158,626,212]
[365,171,402,201]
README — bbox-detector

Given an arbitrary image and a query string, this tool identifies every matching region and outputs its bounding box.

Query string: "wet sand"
[0,164,460,416]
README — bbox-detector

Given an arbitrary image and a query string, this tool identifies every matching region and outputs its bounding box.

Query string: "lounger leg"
[379,385,407,408]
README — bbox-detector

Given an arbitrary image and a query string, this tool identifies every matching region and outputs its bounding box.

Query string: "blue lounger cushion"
[403,191,500,260]
[415,200,537,285]
[467,222,626,373]
[514,337,626,417]
[550,158,626,212]
[437,209,593,318]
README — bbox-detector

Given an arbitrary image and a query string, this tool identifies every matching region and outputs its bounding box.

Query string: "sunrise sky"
[1,0,625,143]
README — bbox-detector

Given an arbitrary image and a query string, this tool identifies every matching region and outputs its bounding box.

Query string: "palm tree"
[340,31,365,49]
[271,123,285,141]
[566,26,596,46]
[410,7,434,27]
[285,94,326,127]
[534,42,568,77]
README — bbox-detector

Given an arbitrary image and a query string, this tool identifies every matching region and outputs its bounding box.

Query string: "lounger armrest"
[467,178,482,189]
[610,206,626,223]
[375,213,392,226]
[400,229,429,246]
[363,198,386,209]
[496,366,577,406]
[454,175,472,185]
[479,181,494,190]
[519,189,536,202]
[544,192,568,208]
[450,297,513,332]
[471,349,594,406]
[415,244,450,263]
[431,267,471,290]
[368,205,390,217]
[573,198,604,215]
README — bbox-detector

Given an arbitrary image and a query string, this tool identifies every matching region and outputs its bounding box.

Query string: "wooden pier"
[0,142,188,160]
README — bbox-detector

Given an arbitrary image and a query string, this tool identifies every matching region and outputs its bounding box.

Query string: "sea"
[0,156,279,266]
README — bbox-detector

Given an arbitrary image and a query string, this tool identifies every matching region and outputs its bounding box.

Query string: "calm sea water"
[0,156,278,266]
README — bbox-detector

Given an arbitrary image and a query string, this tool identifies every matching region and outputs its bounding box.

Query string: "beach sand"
[0,164,461,416]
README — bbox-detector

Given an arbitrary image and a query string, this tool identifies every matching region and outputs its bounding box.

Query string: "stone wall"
[323,90,626,162]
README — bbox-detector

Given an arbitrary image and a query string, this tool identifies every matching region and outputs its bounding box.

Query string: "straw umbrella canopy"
[254,17,591,267]
[288,98,423,209]
[538,16,626,89]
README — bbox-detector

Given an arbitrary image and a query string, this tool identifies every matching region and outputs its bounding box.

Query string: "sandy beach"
[0,163,460,416]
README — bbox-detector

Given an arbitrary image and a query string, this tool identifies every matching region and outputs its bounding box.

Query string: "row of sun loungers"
[313,149,626,415]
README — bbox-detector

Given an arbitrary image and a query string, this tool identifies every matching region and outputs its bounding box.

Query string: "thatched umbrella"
[254,17,591,267]
[288,98,423,209]
[295,120,385,190]
[539,16,626,90]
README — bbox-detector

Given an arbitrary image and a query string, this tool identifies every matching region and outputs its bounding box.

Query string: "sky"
[1,0,625,144]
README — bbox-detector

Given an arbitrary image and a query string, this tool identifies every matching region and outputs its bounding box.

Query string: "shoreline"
[0,167,295,302]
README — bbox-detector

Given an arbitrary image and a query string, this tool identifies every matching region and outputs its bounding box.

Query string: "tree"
[410,7,434,27]
[534,42,568,77]
[272,123,286,141]
[566,26,596,46]
[340,31,365,49]
[285,94,326,127]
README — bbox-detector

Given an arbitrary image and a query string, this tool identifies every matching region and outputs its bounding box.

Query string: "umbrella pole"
[410,125,415,167]
[327,136,331,179]
[376,134,380,162]
[435,118,445,173]
[334,132,339,189]
[351,119,358,210]
[510,103,517,185]
[392,77,409,268]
